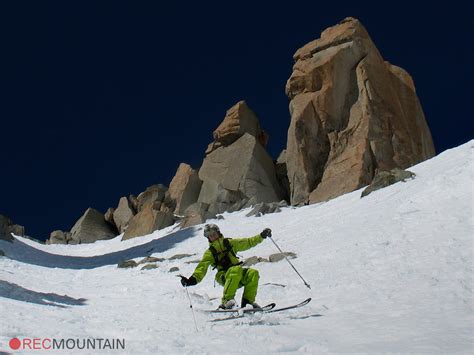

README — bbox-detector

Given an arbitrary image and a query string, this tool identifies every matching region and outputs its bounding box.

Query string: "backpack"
[208,238,242,271]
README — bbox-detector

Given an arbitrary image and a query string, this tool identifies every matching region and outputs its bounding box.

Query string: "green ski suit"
[191,234,264,303]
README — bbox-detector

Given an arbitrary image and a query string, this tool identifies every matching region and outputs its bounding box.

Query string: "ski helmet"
[203,224,220,239]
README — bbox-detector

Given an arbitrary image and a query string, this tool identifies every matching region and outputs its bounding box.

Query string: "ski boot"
[241,298,261,309]
[218,299,236,310]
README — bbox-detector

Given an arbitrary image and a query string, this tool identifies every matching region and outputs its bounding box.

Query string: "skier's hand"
[180,275,197,287]
[260,228,272,239]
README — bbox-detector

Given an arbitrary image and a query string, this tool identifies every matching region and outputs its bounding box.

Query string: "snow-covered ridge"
[1,141,472,353]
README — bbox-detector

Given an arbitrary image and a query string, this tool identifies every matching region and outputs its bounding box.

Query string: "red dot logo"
[9,338,21,350]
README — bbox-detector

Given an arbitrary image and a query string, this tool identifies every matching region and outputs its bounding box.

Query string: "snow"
[1,141,473,354]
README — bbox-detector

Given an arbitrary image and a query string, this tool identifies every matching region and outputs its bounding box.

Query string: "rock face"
[207,100,268,154]
[180,203,212,229]
[0,215,25,242]
[122,204,174,240]
[168,163,202,215]
[285,17,435,205]
[128,194,139,212]
[113,197,136,233]
[137,184,167,212]
[104,208,115,226]
[174,101,284,227]
[48,230,74,245]
[199,132,283,215]
[120,184,175,240]
[70,208,117,244]
[275,150,291,202]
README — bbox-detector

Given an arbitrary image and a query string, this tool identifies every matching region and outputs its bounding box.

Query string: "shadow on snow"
[0,227,197,269]
[0,280,87,308]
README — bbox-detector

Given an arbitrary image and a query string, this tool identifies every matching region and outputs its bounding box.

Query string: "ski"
[266,297,311,313]
[209,298,312,322]
[205,303,276,314]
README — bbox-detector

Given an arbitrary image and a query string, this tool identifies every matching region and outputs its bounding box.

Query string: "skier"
[179,224,272,309]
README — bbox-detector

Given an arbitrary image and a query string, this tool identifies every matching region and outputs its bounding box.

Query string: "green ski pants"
[216,265,259,303]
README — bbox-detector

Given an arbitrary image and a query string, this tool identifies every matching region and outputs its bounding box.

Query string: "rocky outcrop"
[199,132,283,215]
[10,225,25,237]
[179,203,213,228]
[285,17,435,205]
[160,191,177,214]
[117,183,176,240]
[128,194,139,213]
[56,184,176,243]
[42,99,288,239]
[0,215,25,242]
[137,184,167,212]
[175,101,284,228]
[206,100,268,154]
[10,18,440,244]
[69,208,117,244]
[275,150,290,202]
[104,208,115,226]
[361,168,415,197]
[113,197,136,233]
[117,260,138,268]
[122,203,174,240]
[168,163,202,215]
[47,230,74,245]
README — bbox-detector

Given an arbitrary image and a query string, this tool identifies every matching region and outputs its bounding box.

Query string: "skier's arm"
[191,250,214,283]
[231,234,264,252]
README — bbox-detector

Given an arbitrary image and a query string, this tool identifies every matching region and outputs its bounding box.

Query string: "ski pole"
[178,275,198,332]
[269,236,311,289]
[184,285,199,332]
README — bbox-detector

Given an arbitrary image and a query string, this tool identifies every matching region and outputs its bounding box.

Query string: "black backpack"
[208,238,242,271]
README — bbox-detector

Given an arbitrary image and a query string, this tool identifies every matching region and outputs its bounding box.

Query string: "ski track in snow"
[0,141,473,354]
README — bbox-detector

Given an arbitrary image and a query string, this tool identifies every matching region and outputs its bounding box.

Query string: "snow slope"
[1,141,473,354]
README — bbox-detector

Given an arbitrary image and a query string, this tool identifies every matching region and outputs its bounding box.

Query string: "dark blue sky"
[0,2,471,241]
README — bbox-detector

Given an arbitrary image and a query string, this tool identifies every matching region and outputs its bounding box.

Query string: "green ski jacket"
[191,234,264,283]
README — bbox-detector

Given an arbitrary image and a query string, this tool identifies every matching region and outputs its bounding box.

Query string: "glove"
[260,228,272,239]
[180,275,197,287]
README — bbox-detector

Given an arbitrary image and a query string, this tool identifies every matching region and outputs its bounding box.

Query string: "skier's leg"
[241,268,260,305]
[222,266,244,303]
[215,270,226,286]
